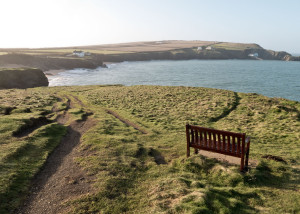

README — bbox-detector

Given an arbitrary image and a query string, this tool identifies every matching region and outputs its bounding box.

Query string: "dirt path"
[18,96,97,214]
[106,109,148,134]
[197,150,258,168]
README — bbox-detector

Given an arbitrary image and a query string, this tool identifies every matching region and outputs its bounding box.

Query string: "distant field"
[77,40,216,52]
[213,42,262,51]
[0,85,299,213]
[0,41,266,62]
[1,40,217,56]
[19,49,133,55]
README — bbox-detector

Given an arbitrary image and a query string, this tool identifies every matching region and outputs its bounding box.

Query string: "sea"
[48,60,300,102]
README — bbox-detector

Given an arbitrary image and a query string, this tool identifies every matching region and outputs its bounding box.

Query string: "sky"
[0,0,299,53]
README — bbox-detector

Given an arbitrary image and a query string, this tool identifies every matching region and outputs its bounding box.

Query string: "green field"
[212,43,262,51]
[0,85,299,213]
[20,49,133,55]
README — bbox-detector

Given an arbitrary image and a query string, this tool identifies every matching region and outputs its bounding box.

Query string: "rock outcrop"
[96,48,294,62]
[0,54,105,71]
[0,68,48,89]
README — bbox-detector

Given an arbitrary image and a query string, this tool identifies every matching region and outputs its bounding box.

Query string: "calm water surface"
[49,60,300,101]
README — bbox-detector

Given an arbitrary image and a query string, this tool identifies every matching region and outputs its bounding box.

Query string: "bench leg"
[186,124,190,158]
[245,148,250,171]
[194,148,199,154]
[240,155,245,172]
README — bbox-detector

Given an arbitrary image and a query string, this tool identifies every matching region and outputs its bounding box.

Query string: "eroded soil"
[18,97,96,214]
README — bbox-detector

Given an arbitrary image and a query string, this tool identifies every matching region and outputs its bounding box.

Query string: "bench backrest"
[186,124,246,158]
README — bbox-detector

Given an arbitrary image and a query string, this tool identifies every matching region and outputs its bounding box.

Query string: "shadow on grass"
[148,148,167,165]
[0,124,67,213]
[209,92,241,122]
[203,188,260,214]
[184,156,219,174]
[244,161,294,189]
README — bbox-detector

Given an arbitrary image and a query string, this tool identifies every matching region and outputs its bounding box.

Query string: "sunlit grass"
[0,85,299,213]
[213,42,261,51]
[18,49,133,55]
[70,85,299,213]
[0,88,67,213]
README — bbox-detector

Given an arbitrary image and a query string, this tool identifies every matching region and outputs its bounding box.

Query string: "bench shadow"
[204,187,260,213]
[244,161,299,190]
[148,148,167,165]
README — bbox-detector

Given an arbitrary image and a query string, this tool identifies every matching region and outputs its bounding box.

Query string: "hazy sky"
[1,0,299,52]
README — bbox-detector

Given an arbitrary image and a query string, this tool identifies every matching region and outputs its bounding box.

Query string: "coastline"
[44,69,66,77]
[47,60,300,102]
[0,64,29,69]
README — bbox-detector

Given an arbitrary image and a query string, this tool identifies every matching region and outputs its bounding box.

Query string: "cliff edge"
[0,68,49,89]
[0,54,105,71]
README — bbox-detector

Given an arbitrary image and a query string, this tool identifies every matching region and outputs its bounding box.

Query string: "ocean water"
[48,60,300,102]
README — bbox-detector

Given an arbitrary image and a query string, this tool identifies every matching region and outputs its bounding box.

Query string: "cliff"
[0,54,105,71]
[0,68,48,89]
[0,41,297,72]
[96,47,294,62]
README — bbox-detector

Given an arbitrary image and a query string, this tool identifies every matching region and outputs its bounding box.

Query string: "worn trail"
[106,109,148,134]
[19,96,96,214]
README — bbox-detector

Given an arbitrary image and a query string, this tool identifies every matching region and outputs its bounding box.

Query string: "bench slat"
[191,129,195,147]
[232,136,236,155]
[200,130,203,145]
[204,131,207,148]
[227,134,231,153]
[221,133,225,152]
[213,132,216,150]
[217,133,221,151]
[208,132,211,149]
[237,137,241,156]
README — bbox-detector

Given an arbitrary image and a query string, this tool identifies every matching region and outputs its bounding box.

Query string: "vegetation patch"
[0,88,67,213]
[0,85,299,213]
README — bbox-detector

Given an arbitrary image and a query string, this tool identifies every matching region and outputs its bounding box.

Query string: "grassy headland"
[0,85,299,213]
[1,41,299,73]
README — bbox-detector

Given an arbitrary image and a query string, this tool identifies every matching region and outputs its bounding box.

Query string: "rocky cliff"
[0,54,105,71]
[96,47,294,62]
[0,68,48,89]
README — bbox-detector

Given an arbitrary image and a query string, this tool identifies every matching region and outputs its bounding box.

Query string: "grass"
[0,85,299,213]
[0,88,67,213]
[212,43,262,51]
[13,49,133,56]
[4,41,263,57]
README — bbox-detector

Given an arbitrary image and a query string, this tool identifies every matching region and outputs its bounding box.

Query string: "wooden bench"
[186,124,251,172]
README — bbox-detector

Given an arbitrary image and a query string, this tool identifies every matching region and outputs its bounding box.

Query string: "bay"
[48,60,300,102]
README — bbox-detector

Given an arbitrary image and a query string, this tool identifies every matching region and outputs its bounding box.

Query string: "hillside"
[0,85,299,213]
[0,41,299,72]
